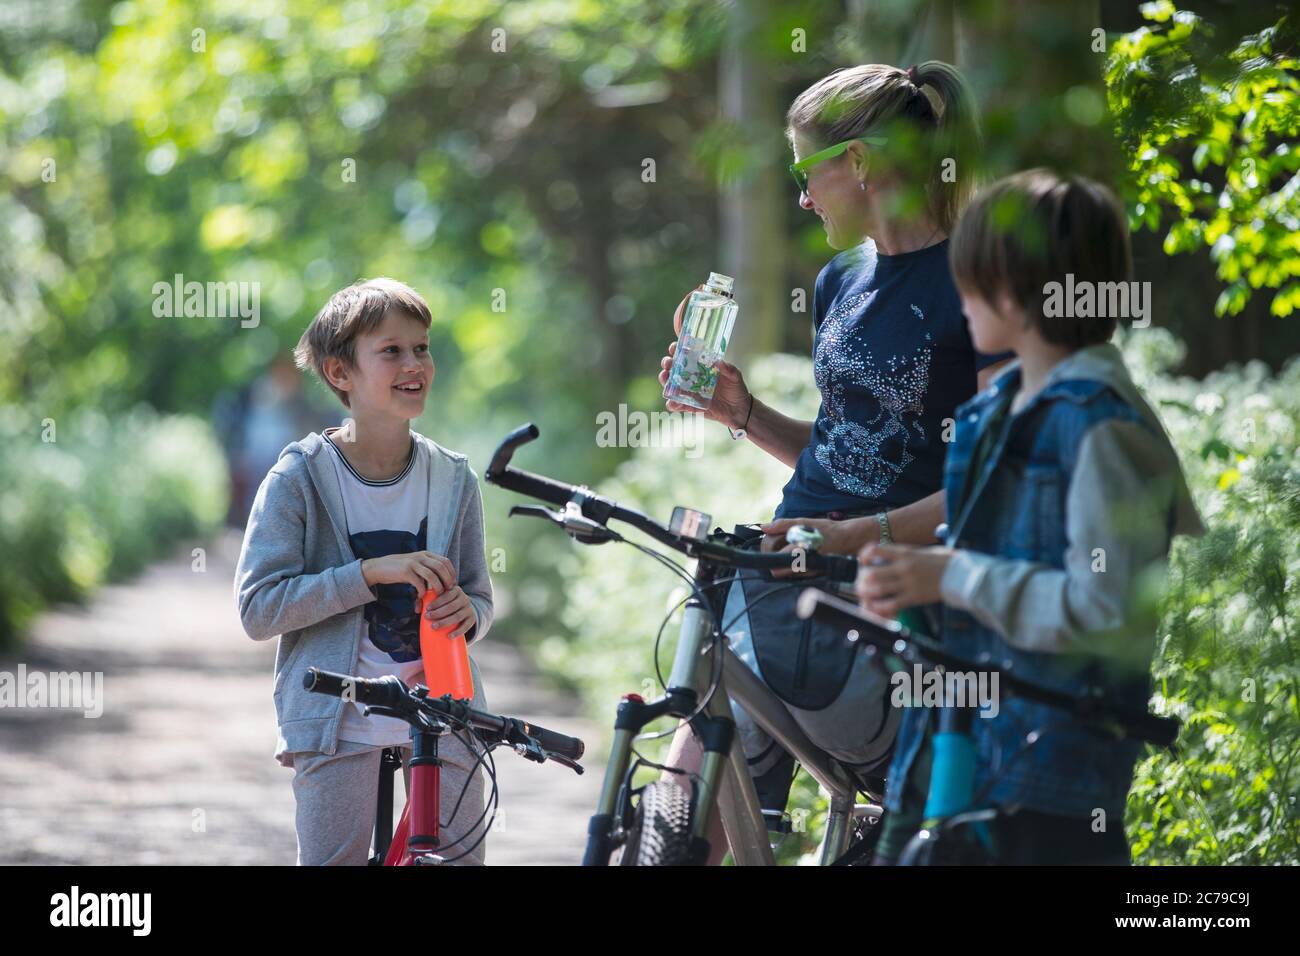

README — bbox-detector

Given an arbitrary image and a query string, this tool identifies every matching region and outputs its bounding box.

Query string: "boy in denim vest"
[856,170,1203,864]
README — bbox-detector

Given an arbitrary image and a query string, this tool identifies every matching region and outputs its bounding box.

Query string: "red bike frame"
[300,667,583,866]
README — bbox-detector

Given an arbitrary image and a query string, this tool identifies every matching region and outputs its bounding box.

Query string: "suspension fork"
[582,559,729,865]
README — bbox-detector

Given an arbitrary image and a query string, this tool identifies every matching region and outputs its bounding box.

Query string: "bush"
[1123,328,1300,864]
[0,405,228,647]
[541,338,1299,865]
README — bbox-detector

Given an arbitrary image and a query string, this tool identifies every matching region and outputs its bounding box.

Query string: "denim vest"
[886,366,1164,819]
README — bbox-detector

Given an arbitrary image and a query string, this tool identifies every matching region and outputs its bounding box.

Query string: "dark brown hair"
[294,277,432,407]
[949,168,1132,348]
[785,60,981,232]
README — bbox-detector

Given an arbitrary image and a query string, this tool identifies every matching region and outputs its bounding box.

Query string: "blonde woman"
[657,62,1010,861]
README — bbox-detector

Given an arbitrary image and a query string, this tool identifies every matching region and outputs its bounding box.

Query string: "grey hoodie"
[234,430,493,766]
[940,342,1204,654]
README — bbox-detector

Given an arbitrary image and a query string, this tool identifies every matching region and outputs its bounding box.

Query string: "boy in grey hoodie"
[857,171,1203,864]
[234,278,494,865]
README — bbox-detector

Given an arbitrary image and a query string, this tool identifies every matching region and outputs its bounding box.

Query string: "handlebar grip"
[819,555,859,583]
[521,720,585,762]
[303,668,404,709]
[303,667,347,697]
[487,423,540,477]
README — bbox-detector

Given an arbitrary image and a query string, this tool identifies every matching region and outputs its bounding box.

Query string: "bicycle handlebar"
[302,667,586,763]
[485,423,858,582]
[796,588,1181,750]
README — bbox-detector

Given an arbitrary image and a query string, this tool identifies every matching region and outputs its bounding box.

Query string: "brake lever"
[508,504,564,525]
[508,503,621,545]
[545,752,585,775]
[511,735,549,764]
[507,737,584,774]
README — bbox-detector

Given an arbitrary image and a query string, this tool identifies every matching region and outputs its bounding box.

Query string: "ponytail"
[909,60,982,232]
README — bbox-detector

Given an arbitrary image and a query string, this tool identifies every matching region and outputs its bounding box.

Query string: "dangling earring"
[859,180,866,192]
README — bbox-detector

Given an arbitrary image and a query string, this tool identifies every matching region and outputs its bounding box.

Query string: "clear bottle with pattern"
[662,272,740,410]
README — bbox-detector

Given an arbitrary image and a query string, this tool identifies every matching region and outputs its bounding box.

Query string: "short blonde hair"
[294,277,432,407]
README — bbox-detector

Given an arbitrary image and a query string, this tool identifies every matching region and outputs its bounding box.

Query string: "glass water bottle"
[662,272,740,410]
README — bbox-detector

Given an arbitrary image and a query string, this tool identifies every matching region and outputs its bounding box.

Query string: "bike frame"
[585,558,881,866]
[304,664,585,868]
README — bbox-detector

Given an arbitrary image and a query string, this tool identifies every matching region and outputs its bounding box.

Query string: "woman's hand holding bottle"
[659,285,752,428]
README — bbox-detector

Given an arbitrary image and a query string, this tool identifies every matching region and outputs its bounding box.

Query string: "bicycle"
[796,588,1182,865]
[484,423,883,866]
[303,667,585,865]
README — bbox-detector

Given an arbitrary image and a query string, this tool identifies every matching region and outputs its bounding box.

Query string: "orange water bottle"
[419,589,475,700]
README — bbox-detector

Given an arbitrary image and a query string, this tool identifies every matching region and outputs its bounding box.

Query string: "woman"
[656,60,1010,859]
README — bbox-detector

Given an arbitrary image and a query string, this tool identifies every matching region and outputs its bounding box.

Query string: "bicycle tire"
[620,782,695,866]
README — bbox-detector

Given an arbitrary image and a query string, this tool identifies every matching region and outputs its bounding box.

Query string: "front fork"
[583,562,734,866]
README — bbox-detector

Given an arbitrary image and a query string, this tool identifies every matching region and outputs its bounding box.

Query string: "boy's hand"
[422,585,476,639]
[855,543,955,616]
[361,551,456,595]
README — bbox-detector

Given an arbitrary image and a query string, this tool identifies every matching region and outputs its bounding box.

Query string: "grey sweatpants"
[289,734,488,865]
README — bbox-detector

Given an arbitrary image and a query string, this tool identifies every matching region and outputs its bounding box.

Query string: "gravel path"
[0,530,602,865]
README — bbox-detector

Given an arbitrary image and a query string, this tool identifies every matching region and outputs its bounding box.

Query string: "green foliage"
[0,407,229,646]
[1122,328,1300,864]
[0,0,732,425]
[1,0,845,656]
[1106,3,1300,316]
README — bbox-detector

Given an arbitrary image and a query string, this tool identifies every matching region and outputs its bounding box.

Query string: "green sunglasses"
[788,136,888,195]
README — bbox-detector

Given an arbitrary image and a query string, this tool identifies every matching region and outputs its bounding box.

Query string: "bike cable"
[413,708,502,864]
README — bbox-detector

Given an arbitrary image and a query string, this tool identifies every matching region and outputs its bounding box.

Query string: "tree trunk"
[719,0,784,362]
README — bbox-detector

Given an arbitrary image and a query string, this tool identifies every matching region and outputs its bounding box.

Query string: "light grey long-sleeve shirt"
[234,429,493,765]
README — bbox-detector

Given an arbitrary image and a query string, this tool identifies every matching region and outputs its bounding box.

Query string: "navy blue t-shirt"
[776,239,1009,519]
